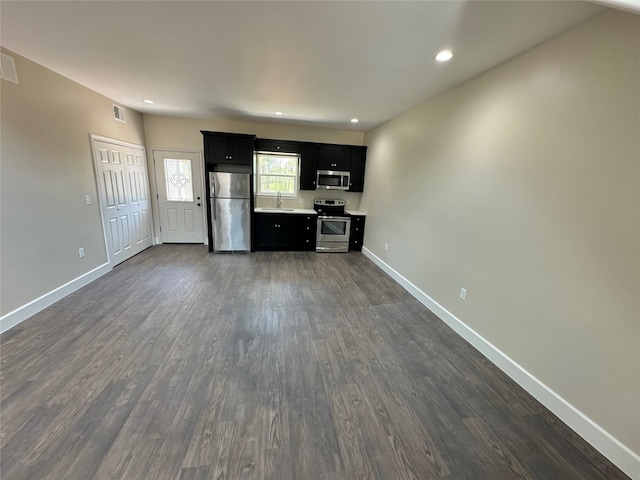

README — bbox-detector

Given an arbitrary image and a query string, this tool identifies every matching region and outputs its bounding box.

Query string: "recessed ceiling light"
[350,118,359,123]
[143,99,155,104]
[275,111,284,116]
[434,50,453,62]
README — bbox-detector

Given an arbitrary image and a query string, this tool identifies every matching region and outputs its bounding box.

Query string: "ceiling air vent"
[113,104,126,123]
[0,53,19,84]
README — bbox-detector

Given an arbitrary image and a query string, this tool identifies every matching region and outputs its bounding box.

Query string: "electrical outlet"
[85,195,91,205]
[459,288,467,301]
[79,248,85,258]
[384,242,389,251]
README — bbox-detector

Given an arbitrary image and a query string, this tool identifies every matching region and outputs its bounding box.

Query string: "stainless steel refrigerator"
[209,172,251,252]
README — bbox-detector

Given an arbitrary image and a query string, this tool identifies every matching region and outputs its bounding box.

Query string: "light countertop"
[254,207,317,215]
[346,210,367,216]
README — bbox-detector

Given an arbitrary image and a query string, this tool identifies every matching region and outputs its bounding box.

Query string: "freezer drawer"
[211,198,251,252]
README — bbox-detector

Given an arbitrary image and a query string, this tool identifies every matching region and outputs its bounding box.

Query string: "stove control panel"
[314,199,345,206]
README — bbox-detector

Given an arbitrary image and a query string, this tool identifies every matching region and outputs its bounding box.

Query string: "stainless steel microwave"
[317,170,350,190]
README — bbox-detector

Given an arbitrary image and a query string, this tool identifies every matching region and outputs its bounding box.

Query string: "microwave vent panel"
[113,104,126,123]
[0,53,19,84]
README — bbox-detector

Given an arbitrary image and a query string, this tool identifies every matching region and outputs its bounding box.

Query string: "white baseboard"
[362,246,640,480]
[0,262,111,334]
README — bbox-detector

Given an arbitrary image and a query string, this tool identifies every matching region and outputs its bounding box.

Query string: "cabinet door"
[318,145,351,171]
[228,136,254,165]
[349,146,367,192]
[299,144,318,190]
[277,215,302,250]
[254,214,279,250]
[333,146,351,170]
[255,139,298,154]
[203,134,229,165]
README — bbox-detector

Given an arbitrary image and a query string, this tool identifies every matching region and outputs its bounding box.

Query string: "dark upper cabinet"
[299,144,318,190]
[202,131,255,166]
[348,146,367,192]
[318,145,351,171]
[255,138,298,154]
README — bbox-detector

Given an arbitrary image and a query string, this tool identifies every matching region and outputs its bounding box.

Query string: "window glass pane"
[259,175,295,194]
[164,158,194,202]
[256,153,299,196]
[258,155,297,175]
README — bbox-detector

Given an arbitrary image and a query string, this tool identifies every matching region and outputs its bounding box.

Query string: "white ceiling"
[1,1,613,131]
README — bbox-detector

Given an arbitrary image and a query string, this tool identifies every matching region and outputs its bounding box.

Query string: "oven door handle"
[318,216,350,220]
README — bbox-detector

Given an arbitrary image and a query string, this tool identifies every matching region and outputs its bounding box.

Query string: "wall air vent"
[113,104,126,123]
[0,53,19,84]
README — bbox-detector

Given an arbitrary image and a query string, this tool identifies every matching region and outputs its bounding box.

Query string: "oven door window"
[321,220,347,235]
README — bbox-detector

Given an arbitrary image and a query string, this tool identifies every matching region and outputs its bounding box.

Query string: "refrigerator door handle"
[212,199,216,220]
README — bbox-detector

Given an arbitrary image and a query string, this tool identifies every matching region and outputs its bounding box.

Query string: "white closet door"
[126,147,153,255]
[92,137,153,266]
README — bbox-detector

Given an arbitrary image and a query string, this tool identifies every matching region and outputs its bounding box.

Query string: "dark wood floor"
[0,245,629,480]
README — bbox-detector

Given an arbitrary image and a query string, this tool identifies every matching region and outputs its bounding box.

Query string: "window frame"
[255,151,300,197]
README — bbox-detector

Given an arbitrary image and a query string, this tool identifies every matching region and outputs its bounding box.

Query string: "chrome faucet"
[276,191,282,208]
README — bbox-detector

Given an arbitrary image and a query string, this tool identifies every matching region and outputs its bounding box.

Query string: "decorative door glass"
[164,158,194,202]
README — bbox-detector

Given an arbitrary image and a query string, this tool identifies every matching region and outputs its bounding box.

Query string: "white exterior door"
[92,137,153,266]
[153,150,204,243]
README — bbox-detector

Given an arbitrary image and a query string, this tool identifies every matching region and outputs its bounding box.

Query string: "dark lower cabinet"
[349,215,366,251]
[254,213,317,251]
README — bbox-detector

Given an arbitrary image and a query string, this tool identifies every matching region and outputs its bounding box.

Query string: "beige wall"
[0,49,146,316]
[142,115,365,239]
[361,10,639,454]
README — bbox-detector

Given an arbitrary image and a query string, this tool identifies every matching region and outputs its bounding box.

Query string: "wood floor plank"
[0,245,631,480]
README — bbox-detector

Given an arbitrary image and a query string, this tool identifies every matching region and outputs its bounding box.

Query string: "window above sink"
[255,152,300,198]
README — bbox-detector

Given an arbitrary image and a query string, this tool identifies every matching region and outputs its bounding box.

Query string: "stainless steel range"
[314,199,351,253]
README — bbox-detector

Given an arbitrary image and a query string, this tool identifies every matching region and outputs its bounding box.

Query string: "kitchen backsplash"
[255,190,362,210]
